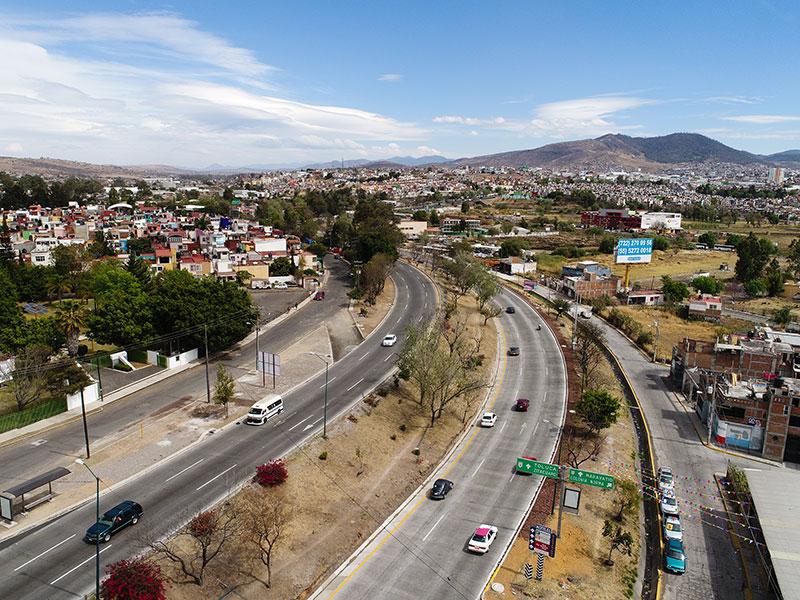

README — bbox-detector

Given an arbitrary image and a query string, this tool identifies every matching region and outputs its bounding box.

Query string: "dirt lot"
[488,302,640,600]
[158,278,500,600]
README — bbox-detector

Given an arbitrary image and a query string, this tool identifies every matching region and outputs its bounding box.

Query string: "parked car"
[381,334,397,347]
[480,412,497,427]
[507,346,520,356]
[665,538,686,574]
[314,291,325,300]
[663,515,683,542]
[272,281,288,289]
[505,306,516,314]
[468,524,498,554]
[84,501,143,543]
[658,466,674,492]
[514,398,530,412]
[430,478,454,500]
[660,490,679,515]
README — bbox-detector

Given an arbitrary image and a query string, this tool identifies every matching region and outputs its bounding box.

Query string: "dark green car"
[84,500,143,543]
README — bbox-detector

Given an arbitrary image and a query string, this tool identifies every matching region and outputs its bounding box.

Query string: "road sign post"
[535,554,544,581]
[523,563,533,580]
[568,468,615,490]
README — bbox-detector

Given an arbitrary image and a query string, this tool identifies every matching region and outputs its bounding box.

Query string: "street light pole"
[652,319,660,363]
[75,459,100,600]
[307,352,331,438]
[204,324,211,403]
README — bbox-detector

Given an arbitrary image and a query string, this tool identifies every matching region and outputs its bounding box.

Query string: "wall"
[66,381,100,411]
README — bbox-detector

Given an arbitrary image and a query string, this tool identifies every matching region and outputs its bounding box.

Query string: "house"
[397,220,428,239]
[562,260,611,279]
[688,295,722,322]
[626,290,664,306]
[440,217,482,234]
[498,256,537,276]
[178,254,211,277]
[562,271,621,299]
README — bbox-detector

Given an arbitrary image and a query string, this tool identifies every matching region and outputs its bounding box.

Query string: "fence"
[0,397,68,434]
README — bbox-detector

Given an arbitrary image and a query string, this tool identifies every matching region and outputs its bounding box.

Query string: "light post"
[307,352,331,438]
[75,458,100,600]
[651,319,660,363]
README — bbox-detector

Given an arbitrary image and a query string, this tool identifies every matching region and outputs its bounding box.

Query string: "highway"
[0,261,437,600]
[314,286,567,600]
[0,255,354,489]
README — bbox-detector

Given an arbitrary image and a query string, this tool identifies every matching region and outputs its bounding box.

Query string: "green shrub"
[318,451,327,460]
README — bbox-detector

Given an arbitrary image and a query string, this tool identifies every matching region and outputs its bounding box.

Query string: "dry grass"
[734,283,800,317]
[161,284,498,600]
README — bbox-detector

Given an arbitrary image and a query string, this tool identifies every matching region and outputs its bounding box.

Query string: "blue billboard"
[615,238,653,264]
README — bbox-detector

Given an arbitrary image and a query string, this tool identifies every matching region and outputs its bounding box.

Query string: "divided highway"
[314,286,567,600]
[0,261,436,600]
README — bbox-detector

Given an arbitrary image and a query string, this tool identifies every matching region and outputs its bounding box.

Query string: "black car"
[84,500,143,543]
[507,346,520,356]
[430,478,454,500]
[505,306,515,314]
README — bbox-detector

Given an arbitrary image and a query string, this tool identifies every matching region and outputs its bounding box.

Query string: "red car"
[314,291,325,300]
[514,398,530,412]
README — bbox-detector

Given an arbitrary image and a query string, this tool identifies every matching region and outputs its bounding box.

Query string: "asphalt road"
[316,286,567,600]
[0,261,437,600]
[530,283,770,600]
[0,255,352,491]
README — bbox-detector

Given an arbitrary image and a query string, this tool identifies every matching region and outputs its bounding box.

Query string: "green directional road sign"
[516,458,559,479]
[568,468,615,489]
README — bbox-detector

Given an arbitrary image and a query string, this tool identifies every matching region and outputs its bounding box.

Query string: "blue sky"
[0,1,798,167]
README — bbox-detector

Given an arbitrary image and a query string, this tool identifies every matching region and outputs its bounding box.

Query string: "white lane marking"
[359,352,368,361]
[196,465,237,491]
[164,458,205,484]
[471,458,486,478]
[320,377,337,389]
[347,378,364,392]
[422,513,447,541]
[520,422,528,436]
[383,353,394,362]
[499,421,507,433]
[509,471,516,483]
[50,545,112,584]
[545,366,549,377]
[532,422,540,438]
[303,417,323,432]
[14,535,76,572]
[288,415,311,431]
[404,302,408,310]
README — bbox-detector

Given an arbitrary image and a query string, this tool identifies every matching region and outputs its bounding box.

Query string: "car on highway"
[314,290,325,300]
[480,412,497,427]
[430,478,454,500]
[382,334,397,347]
[514,398,530,412]
[84,500,143,543]
[658,466,674,492]
[468,524,498,554]
[665,538,686,574]
[663,515,683,542]
[505,306,515,314]
[660,489,679,516]
[507,346,520,356]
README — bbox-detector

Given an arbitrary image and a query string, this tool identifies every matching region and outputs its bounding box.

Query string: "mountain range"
[0,134,797,178]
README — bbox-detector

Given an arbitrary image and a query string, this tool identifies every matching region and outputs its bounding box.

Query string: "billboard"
[615,238,653,264]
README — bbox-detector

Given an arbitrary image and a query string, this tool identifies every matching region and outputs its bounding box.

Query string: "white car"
[663,515,683,542]
[468,524,498,554]
[657,467,674,493]
[381,334,397,347]
[272,281,288,289]
[660,490,679,516]
[480,412,497,427]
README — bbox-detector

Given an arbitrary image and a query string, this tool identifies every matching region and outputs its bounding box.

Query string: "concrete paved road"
[314,286,567,600]
[529,281,775,600]
[0,261,437,600]
[0,256,352,491]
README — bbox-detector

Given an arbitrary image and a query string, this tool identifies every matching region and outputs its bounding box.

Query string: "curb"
[348,270,398,342]
[714,474,754,600]
[308,290,502,600]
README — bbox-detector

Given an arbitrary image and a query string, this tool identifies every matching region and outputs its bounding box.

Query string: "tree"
[744,278,767,298]
[55,300,88,356]
[124,253,153,293]
[442,251,483,299]
[601,520,633,565]
[51,244,85,285]
[735,233,775,282]
[660,276,689,305]
[0,268,23,352]
[773,307,794,327]
[764,258,785,297]
[552,298,570,319]
[255,459,288,486]
[4,346,49,411]
[576,389,621,433]
[101,558,167,600]
[481,304,503,326]
[350,196,404,262]
[598,236,616,254]
[499,238,528,257]
[88,263,152,347]
[564,427,605,468]
[472,270,501,313]
[574,321,606,394]
[652,236,670,252]
[213,363,236,416]
[149,509,239,586]
[690,275,723,296]
[788,239,800,279]
[269,256,295,277]
[45,275,72,302]
[412,209,429,222]
[359,252,394,304]
[428,210,440,226]
[241,488,289,588]
[461,201,470,214]
[697,232,717,247]
[613,478,640,523]
[235,270,253,287]
[89,230,115,258]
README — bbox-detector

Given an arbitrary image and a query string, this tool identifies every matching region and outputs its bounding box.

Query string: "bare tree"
[574,320,606,394]
[240,488,290,589]
[148,508,239,586]
[5,346,49,412]
[360,253,394,305]
[442,251,482,300]
[480,304,502,326]
[564,426,605,468]
[472,270,501,313]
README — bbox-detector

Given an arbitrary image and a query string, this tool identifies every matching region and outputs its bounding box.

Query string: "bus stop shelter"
[1,467,71,521]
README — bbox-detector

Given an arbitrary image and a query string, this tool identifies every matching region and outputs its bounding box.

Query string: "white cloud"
[416,145,442,156]
[4,142,23,153]
[378,73,403,82]
[723,114,800,124]
[433,115,482,125]
[706,96,762,105]
[0,13,426,166]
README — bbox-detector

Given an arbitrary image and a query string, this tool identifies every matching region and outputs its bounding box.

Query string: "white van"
[246,394,283,425]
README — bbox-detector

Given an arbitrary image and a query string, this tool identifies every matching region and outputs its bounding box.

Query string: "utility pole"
[307,352,330,438]
[204,324,211,403]
[707,372,718,445]
[75,459,100,600]
[94,356,103,402]
[571,291,580,350]
[80,387,90,459]
[652,320,660,363]
[556,465,567,538]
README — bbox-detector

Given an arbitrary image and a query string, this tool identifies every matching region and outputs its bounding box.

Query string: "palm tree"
[55,300,88,356]
[46,276,72,302]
